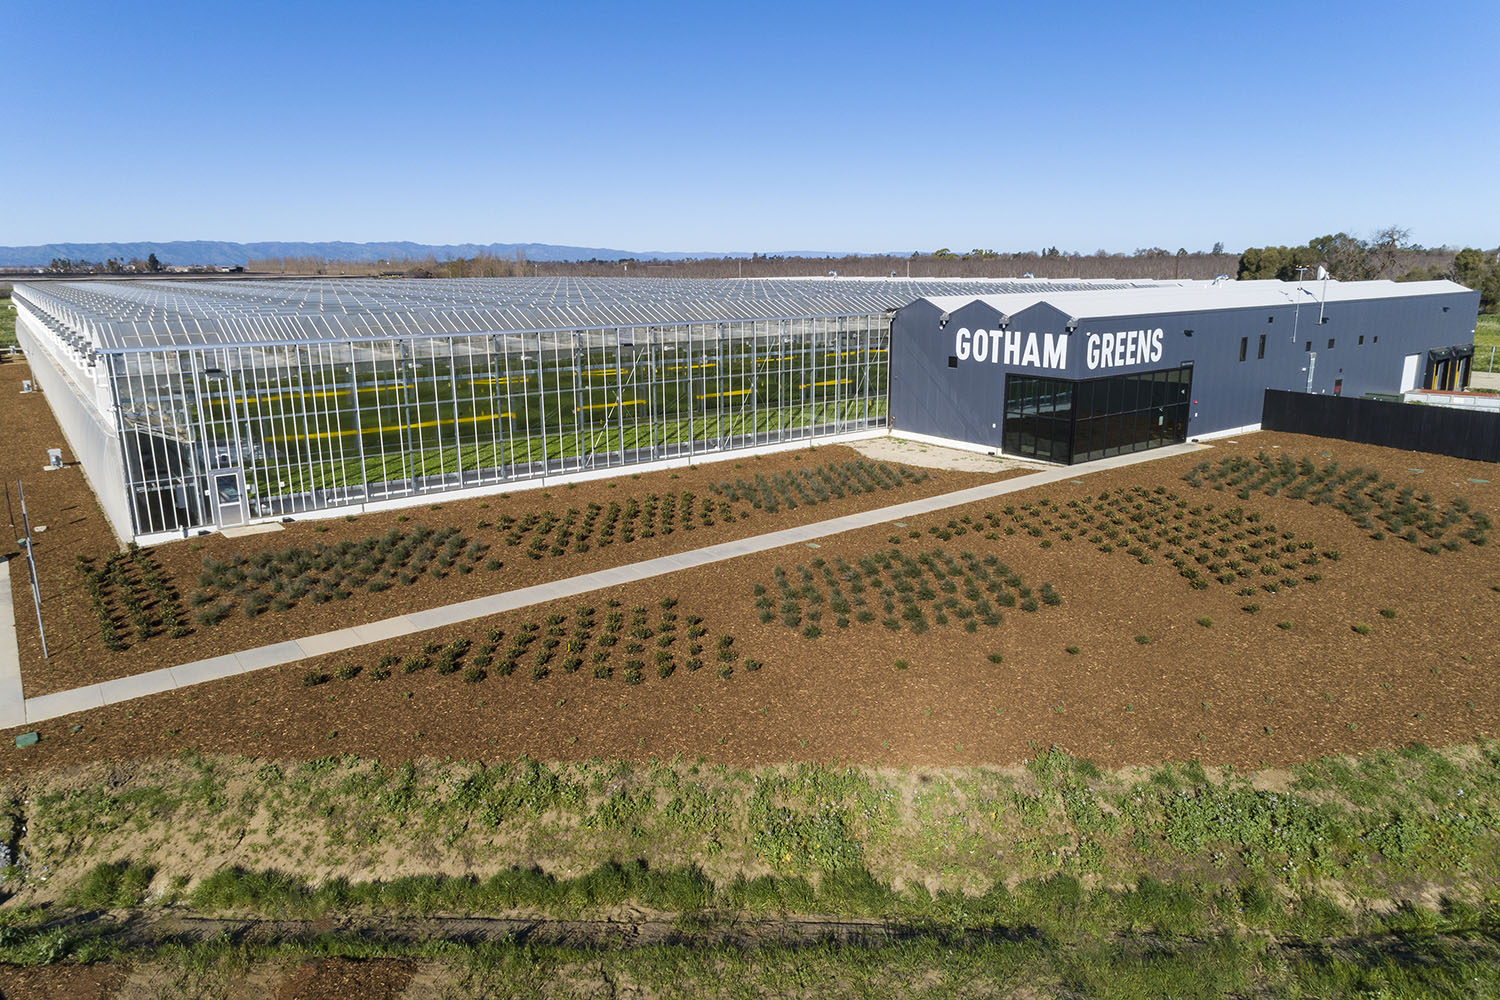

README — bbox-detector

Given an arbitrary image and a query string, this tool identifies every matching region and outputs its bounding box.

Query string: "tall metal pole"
[16,481,47,660]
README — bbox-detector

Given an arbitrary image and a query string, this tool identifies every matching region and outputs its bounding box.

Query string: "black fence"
[1261,390,1500,463]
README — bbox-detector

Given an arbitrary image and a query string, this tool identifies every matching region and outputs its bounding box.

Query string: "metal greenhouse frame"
[11,276,1151,540]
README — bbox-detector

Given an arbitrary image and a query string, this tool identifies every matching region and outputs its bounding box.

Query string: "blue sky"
[6,1,1497,254]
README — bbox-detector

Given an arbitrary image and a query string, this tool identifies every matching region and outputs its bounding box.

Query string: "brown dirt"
[0,357,1004,695]
[0,962,125,1000]
[272,958,414,1000]
[0,360,124,687]
[2,431,1495,775]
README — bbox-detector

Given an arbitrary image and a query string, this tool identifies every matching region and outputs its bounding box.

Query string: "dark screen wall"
[1262,390,1500,462]
[890,287,1480,450]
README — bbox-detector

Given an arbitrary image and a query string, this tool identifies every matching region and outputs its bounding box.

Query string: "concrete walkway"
[4,442,1206,729]
[0,561,25,730]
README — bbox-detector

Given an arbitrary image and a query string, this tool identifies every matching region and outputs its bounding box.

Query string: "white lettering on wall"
[947,327,1109,373]
[1043,333,1067,369]
[1084,328,1165,371]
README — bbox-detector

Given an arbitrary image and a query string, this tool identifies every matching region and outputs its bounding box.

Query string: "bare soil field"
[3,431,1496,775]
[0,360,999,695]
[0,963,123,999]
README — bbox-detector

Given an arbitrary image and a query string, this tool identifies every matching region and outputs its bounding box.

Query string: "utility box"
[47,448,63,469]
[20,380,32,393]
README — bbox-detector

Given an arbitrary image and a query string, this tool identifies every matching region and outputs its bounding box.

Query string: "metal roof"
[13,276,1179,353]
[918,278,1475,323]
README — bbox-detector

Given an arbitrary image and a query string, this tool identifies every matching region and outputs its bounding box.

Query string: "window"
[1257,334,1266,360]
[1239,337,1248,362]
[1358,335,1365,345]
[948,355,958,368]
[1327,338,1335,349]
[1373,335,1379,343]
[1003,368,1192,465]
[1305,341,1312,352]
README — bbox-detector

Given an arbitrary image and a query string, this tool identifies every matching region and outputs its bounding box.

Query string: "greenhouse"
[13,276,1143,541]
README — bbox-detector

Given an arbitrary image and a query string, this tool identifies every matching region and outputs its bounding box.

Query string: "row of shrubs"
[1185,455,1490,552]
[188,523,496,626]
[301,597,752,688]
[708,459,927,514]
[74,545,190,651]
[1000,487,1334,596]
[757,548,1057,638]
[493,492,739,559]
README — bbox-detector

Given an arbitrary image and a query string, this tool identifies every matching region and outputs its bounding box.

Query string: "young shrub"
[368,664,391,682]
[403,656,428,674]
[743,658,763,671]
[987,652,1004,664]
[1352,623,1372,636]
[336,663,361,681]
[1196,617,1214,628]
[302,670,329,687]
[1134,634,1150,645]
[1379,608,1397,619]
[1276,620,1293,631]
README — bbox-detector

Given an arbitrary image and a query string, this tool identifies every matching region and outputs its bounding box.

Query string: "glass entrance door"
[211,470,247,528]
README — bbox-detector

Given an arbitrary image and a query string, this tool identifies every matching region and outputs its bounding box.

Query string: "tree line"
[249,251,532,278]
[1237,228,1498,312]
[43,253,165,274]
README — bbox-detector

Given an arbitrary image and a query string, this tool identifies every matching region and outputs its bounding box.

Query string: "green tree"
[147,252,162,273]
[1307,233,1375,280]
[1237,244,1318,281]
[1450,248,1500,312]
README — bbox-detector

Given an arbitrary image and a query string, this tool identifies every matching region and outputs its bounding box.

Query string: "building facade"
[890,280,1480,463]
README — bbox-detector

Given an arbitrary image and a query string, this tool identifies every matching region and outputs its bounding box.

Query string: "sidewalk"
[3,442,1206,729]
[0,561,25,730]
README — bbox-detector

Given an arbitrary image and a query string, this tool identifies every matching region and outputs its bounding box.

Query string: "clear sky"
[6,0,1498,254]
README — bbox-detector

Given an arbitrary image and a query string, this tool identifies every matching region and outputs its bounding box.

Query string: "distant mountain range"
[0,241,853,268]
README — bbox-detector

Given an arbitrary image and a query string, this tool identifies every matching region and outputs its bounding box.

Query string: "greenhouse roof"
[12,276,1180,353]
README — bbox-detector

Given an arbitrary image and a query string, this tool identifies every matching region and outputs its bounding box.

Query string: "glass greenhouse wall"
[108,316,890,535]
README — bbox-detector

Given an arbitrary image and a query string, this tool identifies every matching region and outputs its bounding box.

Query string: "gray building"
[890,279,1480,463]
